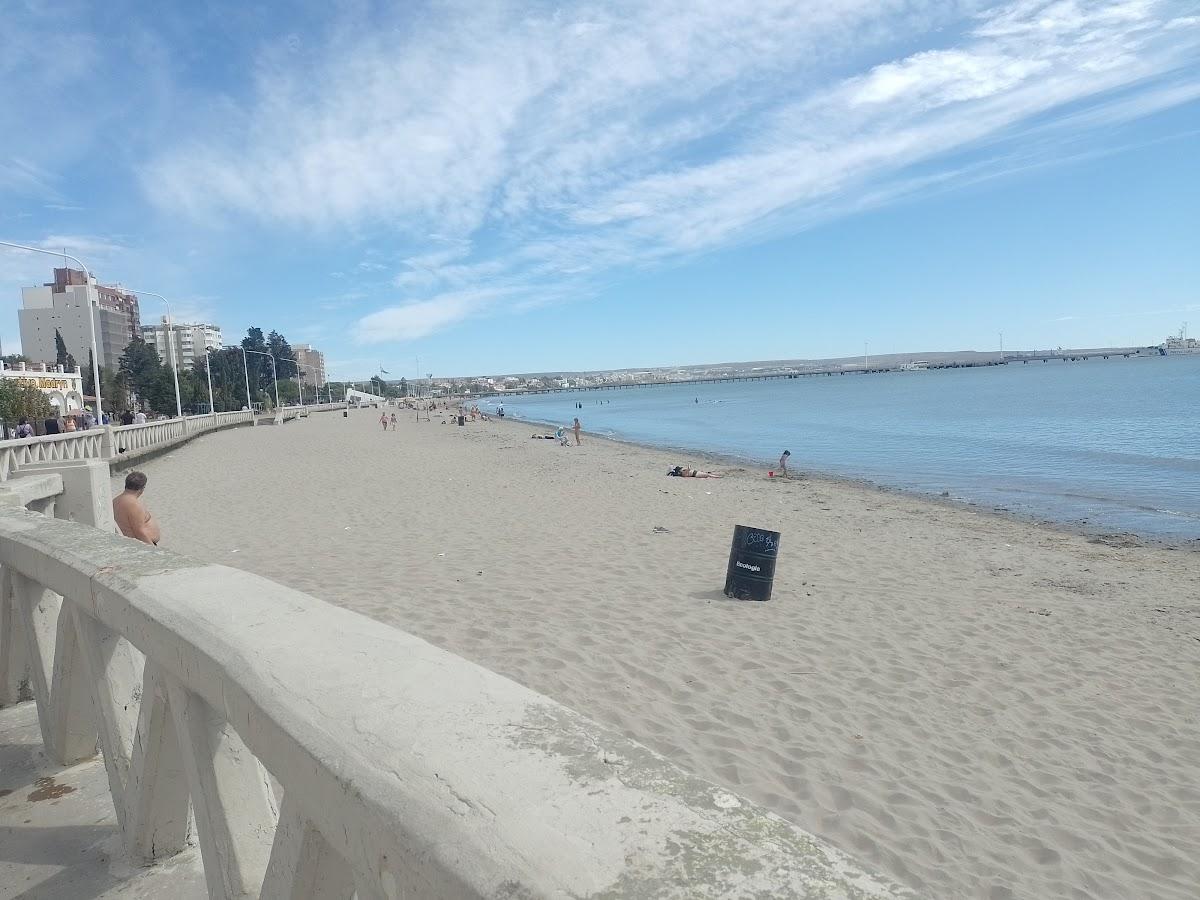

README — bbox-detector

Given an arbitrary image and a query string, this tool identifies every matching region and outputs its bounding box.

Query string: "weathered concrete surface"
[15,460,113,530]
[0,701,207,900]
[0,502,917,898]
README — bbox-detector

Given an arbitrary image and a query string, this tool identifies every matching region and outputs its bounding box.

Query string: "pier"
[474,347,1157,398]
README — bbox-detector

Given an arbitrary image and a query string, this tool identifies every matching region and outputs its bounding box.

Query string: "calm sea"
[486,355,1200,542]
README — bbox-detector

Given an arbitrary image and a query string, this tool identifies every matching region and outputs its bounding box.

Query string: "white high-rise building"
[140,318,223,371]
[18,268,141,370]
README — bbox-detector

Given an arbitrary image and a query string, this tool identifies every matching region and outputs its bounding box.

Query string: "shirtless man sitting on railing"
[113,471,160,545]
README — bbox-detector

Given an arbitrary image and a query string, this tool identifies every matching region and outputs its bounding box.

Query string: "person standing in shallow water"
[573,417,582,445]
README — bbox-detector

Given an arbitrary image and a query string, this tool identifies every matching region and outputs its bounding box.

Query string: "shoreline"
[133,410,1200,899]
[499,408,1198,552]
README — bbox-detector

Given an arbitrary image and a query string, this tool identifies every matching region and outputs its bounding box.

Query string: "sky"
[1,0,1197,380]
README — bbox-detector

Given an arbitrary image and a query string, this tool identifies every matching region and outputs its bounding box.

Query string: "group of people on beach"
[667,450,789,479]
[531,417,583,446]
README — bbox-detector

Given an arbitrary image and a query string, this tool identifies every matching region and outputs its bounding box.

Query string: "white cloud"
[844,50,1050,108]
[0,158,58,196]
[140,0,1200,342]
[354,288,512,343]
[36,234,128,259]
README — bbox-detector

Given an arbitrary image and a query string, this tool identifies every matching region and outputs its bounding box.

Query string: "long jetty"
[474,347,1157,397]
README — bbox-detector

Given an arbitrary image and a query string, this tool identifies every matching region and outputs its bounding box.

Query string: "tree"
[78,347,134,416]
[0,380,53,426]
[145,368,179,416]
[118,339,168,411]
[1,353,31,367]
[54,329,78,370]
[55,333,71,367]
[199,348,263,411]
[266,330,295,364]
[102,366,129,414]
[241,327,268,354]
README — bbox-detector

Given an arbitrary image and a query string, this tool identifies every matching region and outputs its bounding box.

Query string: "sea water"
[487,355,1200,542]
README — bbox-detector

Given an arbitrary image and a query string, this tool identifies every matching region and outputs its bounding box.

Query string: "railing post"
[10,572,98,763]
[167,676,278,899]
[71,606,146,823]
[0,567,31,704]
[123,661,192,862]
[101,424,116,461]
[260,793,355,900]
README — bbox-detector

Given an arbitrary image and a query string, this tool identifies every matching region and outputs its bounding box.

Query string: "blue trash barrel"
[724,525,781,601]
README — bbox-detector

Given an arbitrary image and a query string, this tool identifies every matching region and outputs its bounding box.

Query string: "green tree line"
[89,326,303,416]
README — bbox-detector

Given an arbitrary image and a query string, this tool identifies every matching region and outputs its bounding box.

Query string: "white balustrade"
[0,502,911,899]
[0,431,105,481]
[0,405,348,481]
[112,418,188,454]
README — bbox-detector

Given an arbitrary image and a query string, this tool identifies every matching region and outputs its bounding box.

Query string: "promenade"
[0,404,911,898]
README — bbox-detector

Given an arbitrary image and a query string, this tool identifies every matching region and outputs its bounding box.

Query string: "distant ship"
[898,360,930,371]
[1161,324,1200,355]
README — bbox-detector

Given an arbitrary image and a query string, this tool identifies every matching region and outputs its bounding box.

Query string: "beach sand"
[120,409,1200,899]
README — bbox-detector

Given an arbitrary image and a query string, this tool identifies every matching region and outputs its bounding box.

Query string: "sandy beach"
[118,409,1200,899]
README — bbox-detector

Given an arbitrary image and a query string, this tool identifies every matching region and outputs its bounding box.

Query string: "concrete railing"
[0,430,106,481]
[0,405,347,481]
[0,498,912,898]
[112,417,188,453]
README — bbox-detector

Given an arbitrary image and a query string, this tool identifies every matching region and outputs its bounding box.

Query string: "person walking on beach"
[777,450,791,477]
[113,471,160,545]
[573,417,582,445]
[380,411,389,431]
[389,412,397,431]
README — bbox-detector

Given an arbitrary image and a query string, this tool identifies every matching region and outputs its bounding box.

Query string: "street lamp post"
[122,289,182,419]
[242,348,280,417]
[294,361,319,409]
[226,345,254,414]
[0,240,103,415]
[278,358,305,408]
[203,349,215,414]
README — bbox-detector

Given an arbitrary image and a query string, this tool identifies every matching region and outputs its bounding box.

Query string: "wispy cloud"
[0,158,59,197]
[355,287,516,343]
[142,0,1200,342]
[37,234,128,259]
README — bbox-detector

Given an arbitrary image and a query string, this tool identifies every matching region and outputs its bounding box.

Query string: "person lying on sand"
[668,466,722,478]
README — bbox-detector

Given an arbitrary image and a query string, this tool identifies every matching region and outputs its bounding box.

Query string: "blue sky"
[1,0,1197,380]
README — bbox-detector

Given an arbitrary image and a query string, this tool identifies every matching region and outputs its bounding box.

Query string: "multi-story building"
[140,318,223,371]
[18,268,140,370]
[293,344,326,385]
